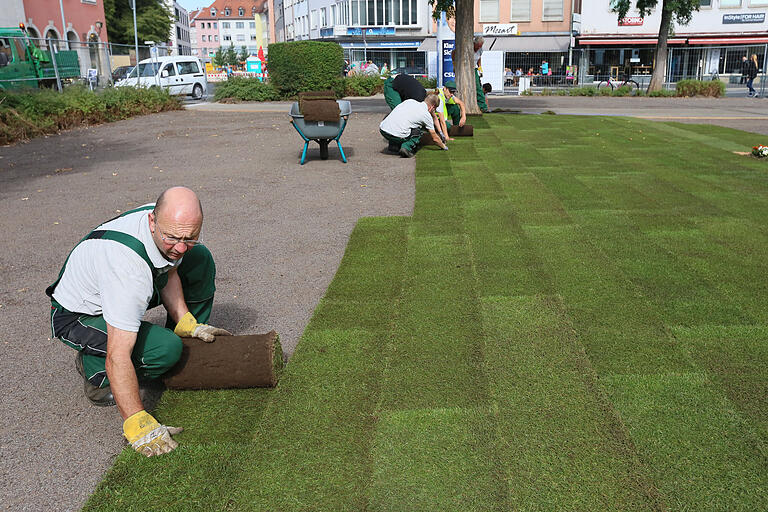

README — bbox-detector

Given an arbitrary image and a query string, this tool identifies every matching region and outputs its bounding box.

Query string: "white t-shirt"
[379,99,434,139]
[52,205,180,332]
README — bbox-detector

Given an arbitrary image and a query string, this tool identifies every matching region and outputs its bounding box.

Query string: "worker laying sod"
[85,115,767,511]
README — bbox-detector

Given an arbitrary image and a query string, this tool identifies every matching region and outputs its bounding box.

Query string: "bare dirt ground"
[0,108,413,511]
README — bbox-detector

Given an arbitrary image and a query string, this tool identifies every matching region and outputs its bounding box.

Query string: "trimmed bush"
[0,85,182,145]
[676,79,725,97]
[268,41,344,98]
[214,77,280,101]
[417,76,438,89]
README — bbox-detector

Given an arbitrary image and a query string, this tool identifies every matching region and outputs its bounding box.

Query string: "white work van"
[116,56,207,100]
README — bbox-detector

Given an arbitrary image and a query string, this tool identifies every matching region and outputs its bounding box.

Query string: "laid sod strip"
[603,372,768,511]
[369,407,508,512]
[480,296,661,511]
[672,325,768,440]
[225,217,410,510]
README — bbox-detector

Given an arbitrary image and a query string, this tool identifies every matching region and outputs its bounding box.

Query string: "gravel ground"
[0,108,413,511]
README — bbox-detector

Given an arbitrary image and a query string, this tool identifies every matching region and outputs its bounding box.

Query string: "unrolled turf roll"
[164,332,283,390]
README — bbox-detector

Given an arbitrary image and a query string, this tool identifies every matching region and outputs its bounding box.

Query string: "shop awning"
[418,35,571,53]
[578,38,686,46]
[688,37,768,45]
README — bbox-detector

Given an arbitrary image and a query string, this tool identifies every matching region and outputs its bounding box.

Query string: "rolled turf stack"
[164,332,283,389]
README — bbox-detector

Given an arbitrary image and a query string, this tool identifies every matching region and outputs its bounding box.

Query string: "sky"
[176,0,211,14]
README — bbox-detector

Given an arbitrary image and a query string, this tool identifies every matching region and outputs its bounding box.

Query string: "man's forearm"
[429,130,447,149]
[105,324,143,420]
[160,269,188,325]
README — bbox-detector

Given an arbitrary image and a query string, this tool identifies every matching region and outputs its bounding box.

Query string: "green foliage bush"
[570,86,599,96]
[648,89,677,97]
[344,75,384,96]
[214,77,280,101]
[675,79,725,97]
[268,41,344,98]
[0,85,181,145]
[417,76,437,89]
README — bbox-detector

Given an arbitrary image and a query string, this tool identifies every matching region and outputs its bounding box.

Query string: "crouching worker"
[435,80,467,140]
[383,72,427,110]
[47,186,230,457]
[380,94,448,158]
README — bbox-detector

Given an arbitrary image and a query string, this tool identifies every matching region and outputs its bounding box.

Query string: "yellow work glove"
[123,410,183,457]
[174,312,232,342]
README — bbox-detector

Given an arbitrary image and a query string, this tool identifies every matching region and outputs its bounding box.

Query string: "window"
[748,0,768,5]
[214,35,219,41]
[321,8,327,27]
[251,35,258,40]
[162,63,176,76]
[222,22,230,28]
[252,7,258,15]
[236,34,245,41]
[236,22,245,28]
[238,7,244,16]
[224,8,231,15]
[177,61,200,75]
[542,0,564,21]
[210,8,216,16]
[249,22,256,28]
[213,22,217,28]
[510,0,531,21]
[331,5,337,25]
[223,35,232,41]
[719,0,741,6]
[311,10,318,29]
[480,0,499,22]
[201,35,206,41]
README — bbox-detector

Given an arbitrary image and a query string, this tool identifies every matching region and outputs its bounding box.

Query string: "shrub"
[675,79,725,97]
[417,76,437,89]
[0,86,181,145]
[268,41,344,98]
[570,86,598,96]
[214,77,280,101]
[648,89,676,97]
[344,75,384,97]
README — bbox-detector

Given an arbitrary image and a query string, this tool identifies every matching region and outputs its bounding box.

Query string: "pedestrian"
[383,72,427,110]
[379,95,448,158]
[47,186,231,457]
[343,59,350,77]
[740,56,748,85]
[746,54,759,97]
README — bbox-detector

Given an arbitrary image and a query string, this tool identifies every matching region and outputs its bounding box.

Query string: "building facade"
[190,8,222,59]
[1,0,26,30]
[204,0,270,55]
[578,0,768,83]
[168,1,192,55]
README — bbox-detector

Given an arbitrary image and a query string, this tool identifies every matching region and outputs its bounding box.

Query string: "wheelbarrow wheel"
[319,139,330,160]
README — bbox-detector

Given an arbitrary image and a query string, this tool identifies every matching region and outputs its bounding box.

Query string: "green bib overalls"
[47,205,217,388]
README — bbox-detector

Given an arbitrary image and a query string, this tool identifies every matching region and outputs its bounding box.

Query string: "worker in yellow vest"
[435,80,467,141]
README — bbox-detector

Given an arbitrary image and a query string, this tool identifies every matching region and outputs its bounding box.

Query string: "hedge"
[268,41,344,98]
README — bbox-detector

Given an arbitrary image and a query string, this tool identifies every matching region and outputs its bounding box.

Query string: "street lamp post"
[131,0,140,72]
[58,0,69,50]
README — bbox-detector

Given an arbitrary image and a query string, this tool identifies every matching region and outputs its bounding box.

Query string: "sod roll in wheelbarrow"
[163,332,283,390]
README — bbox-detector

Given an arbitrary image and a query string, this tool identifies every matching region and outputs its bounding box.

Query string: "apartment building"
[190,9,221,59]
[168,1,192,55]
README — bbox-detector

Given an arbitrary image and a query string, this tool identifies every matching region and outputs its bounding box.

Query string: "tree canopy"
[610,0,700,91]
[103,0,173,47]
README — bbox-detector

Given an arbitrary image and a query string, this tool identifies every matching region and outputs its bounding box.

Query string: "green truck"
[0,25,81,90]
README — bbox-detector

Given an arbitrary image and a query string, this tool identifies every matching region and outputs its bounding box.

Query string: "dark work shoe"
[75,352,116,407]
[387,141,400,154]
[399,147,414,158]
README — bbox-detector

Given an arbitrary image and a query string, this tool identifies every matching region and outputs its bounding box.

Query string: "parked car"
[111,65,134,82]
[391,66,428,78]
[115,55,208,100]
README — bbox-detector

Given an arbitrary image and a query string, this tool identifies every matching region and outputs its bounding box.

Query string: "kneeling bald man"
[47,186,230,456]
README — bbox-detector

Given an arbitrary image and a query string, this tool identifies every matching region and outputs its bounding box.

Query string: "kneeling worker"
[47,186,231,457]
[435,80,467,140]
[383,72,427,110]
[380,94,448,158]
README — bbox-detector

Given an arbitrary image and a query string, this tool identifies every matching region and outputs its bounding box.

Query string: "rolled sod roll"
[448,125,473,137]
[163,332,283,390]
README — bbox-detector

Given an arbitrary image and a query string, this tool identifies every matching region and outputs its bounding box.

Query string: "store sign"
[723,13,765,24]
[482,24,518,36]
[442,40,455,82]
[619,17,644,26]
[347,27,395,36]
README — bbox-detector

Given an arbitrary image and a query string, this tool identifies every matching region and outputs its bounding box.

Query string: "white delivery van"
[116,55,208,100]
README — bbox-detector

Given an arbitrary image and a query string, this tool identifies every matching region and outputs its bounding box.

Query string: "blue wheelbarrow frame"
[289,100,351,165]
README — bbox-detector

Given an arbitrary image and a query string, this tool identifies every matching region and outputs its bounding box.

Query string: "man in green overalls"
[435,80,467,138]
[47,186,230,457]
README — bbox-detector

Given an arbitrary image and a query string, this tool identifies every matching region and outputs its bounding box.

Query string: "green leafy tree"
[103,0,173,47]
[239,45,250,63]
[611,0,700,91]
[429,0,479,114]
[224,44,238,67]
[212,47,225,68]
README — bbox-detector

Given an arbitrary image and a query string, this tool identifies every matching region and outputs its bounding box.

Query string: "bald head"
[154,186,203,224]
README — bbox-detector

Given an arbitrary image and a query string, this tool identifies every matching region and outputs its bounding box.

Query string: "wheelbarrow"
[289,100,351,165]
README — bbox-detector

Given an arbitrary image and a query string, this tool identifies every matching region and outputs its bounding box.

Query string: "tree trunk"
[649,0,672,92]
[454,0,480,114]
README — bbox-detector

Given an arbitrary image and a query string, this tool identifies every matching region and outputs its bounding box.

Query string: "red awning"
[578,38,686,46]
[688,37,768,45]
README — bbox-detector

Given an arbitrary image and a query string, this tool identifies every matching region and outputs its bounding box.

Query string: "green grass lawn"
[84,115,767,511]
